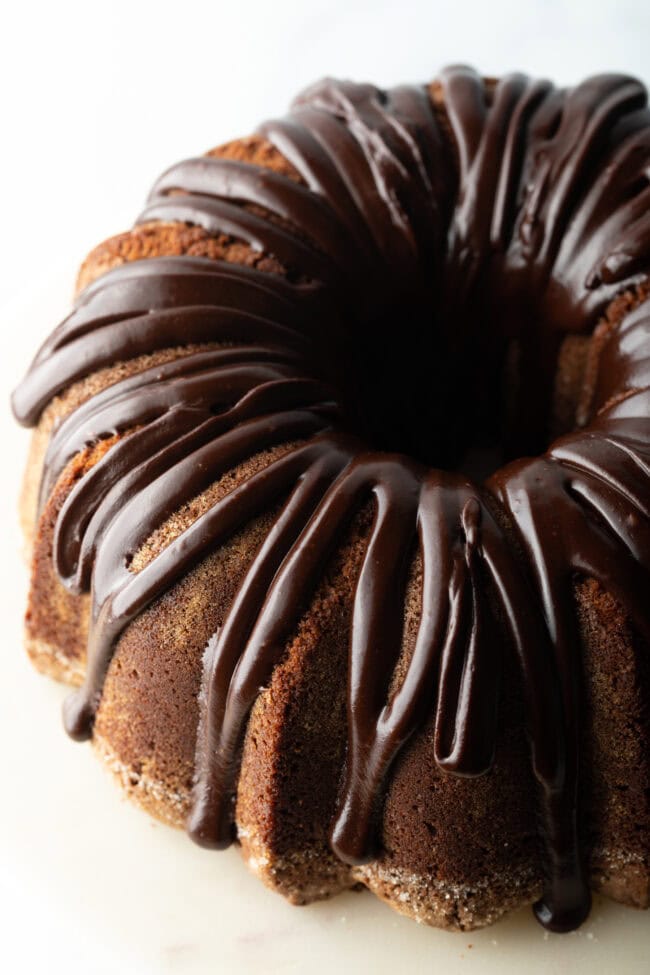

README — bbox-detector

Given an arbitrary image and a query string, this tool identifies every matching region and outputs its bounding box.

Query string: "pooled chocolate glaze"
[12,67,650,933]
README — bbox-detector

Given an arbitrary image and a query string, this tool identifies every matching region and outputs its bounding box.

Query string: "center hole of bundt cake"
[347,298,566,480]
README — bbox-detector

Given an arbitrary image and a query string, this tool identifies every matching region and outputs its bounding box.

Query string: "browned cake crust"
[19,103,650,931]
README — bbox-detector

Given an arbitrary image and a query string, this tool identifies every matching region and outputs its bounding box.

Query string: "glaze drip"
[12,67,650,933]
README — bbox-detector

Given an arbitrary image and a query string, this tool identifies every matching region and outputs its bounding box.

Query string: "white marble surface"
[2,3,650,971]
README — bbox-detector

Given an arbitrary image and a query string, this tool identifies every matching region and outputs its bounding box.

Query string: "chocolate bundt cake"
[11,66,650,933]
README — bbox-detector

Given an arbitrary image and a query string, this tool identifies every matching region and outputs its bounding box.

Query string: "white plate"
[1,272,648,975]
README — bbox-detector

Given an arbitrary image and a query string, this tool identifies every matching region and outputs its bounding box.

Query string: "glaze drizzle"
[12,67,650,933]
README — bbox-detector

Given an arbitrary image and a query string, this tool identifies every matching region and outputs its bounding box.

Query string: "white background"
[1,2,649,973]
[2,0,650,309]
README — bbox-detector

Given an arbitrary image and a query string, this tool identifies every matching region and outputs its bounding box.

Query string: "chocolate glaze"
[12,67,650,933]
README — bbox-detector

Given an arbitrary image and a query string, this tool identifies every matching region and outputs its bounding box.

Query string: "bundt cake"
[11,66,650,934]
